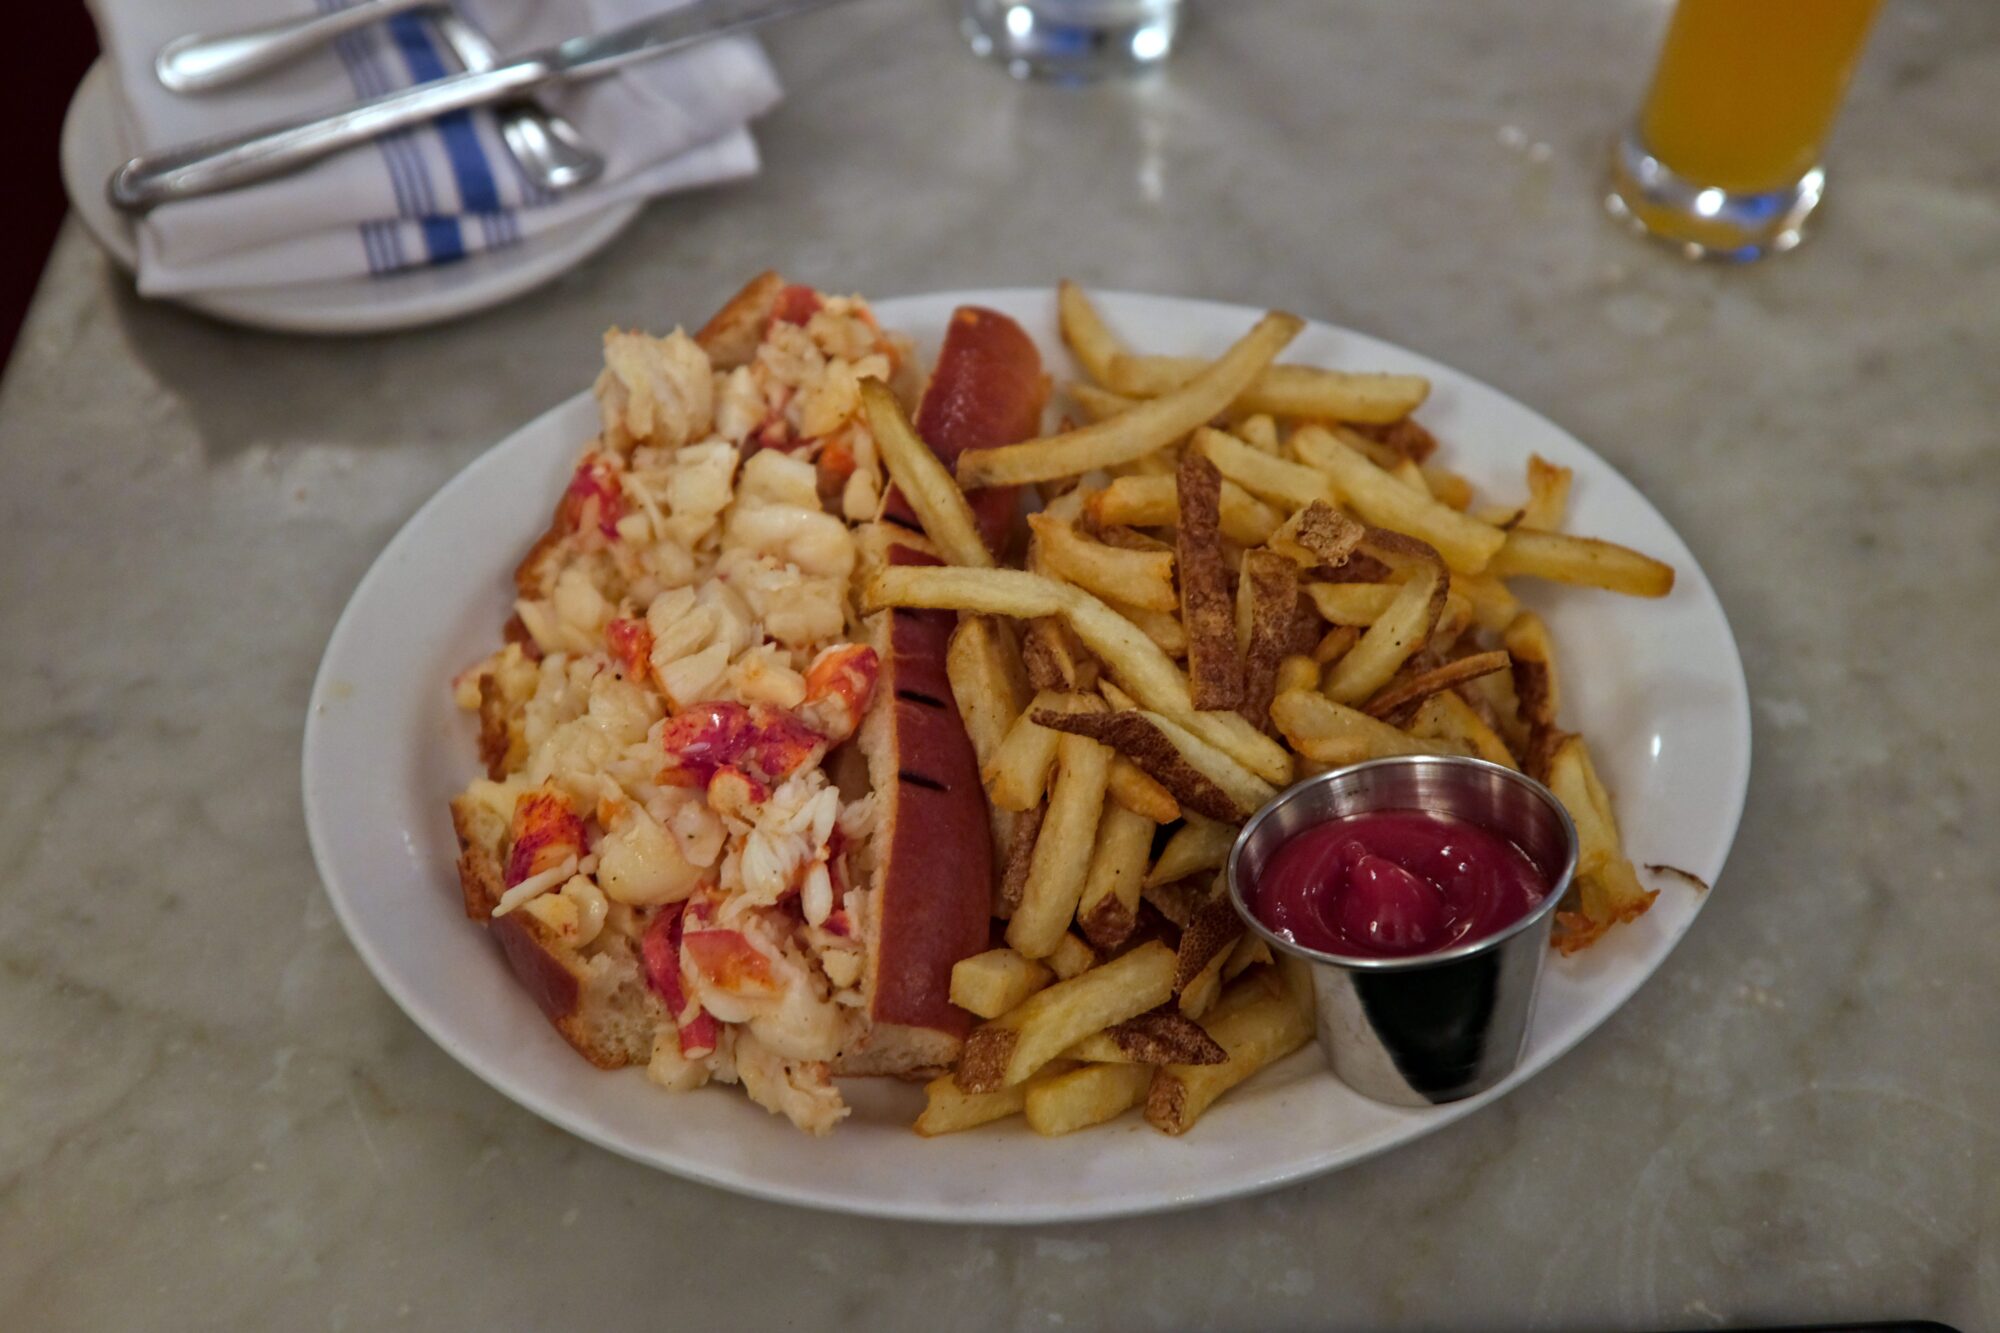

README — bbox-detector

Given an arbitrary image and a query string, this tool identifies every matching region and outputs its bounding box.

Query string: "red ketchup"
[1248,810,1548,959]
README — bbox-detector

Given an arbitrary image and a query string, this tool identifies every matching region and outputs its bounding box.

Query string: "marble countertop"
[4,1,1996,1328]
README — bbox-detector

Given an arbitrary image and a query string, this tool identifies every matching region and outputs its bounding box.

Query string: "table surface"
[4,2,1996,1328]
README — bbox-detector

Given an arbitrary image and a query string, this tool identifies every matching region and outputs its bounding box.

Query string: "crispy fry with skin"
[1109,756,1181,822]
[1108,356,1429,424]
[1543,735,1657,953]
[1177,450,1244,710]
[1195,427,1340,512]
[1270,501,1367,570]
[1520,454,1573,531]
[1034,708,1273,824]
[1057,279,1124,386]
[1362,649,1511,723]
[1346,415,1440,462]
[1029,512,1179,612]
[955,941,1176,1091]
[997,803,1044,916]
[1088,472,1282,546]
[862,378,994,569]
[1077,802,1155,950]
[1007,732,1114,959]
[1145,983,1314,1135]
[1021,615,1097,692]
[1291,426,1507,574]
[1222,932,1272,980]
[1146,816,1237,888]
[1237,550,1300,729]
[1503,611,1560,727]
[1175,893,1246,995]
[1487,528,1676,598]
[863,565,1293,784]
[1141,875,1208,929]
[958,313,1303,487]
[1063,1008,1228,1065]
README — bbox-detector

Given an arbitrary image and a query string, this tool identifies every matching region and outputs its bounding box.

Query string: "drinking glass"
[1606,0,1882,260]
[960,0,1181,82]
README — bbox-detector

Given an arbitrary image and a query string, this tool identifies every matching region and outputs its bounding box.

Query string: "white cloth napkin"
[87,0,784,294]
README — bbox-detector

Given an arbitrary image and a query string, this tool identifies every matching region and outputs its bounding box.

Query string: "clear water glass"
[961,0,1182,82]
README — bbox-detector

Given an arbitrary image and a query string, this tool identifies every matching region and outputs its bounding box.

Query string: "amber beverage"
[1607,0,1882,260]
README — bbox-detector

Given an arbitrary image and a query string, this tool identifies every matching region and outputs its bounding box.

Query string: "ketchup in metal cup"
[1247,809,1548,959]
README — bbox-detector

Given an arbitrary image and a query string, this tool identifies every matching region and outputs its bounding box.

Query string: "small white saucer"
[60,59,643,336]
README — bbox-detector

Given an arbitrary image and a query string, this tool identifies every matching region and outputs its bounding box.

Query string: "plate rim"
[59,57,644,336]
[303,286,1752,1223]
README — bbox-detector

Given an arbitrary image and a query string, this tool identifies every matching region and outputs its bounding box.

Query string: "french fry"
[1222,932,1272,980]
[1076,802,1155,950]
[946,615,1031,770]
[1502,610,1560,727]
[1109,756,1181,822]
[1311,626,1360,666]
[1271,689,1466,766]
[1291,427,1507,573]
[1145,983,1314,1135]
[1408,691,1519,769]
[1275,653,1323,696]
[1269,501,1366,570]
[1236,549,1300,729]
[1175,894,1245,1018]
[1062,1009,1228,1065]
[1021,615,1097,692]
[1543,735,1657,953]
[1177,449,1244,710]
[1146,815,1236,888]
[1234,414,1280,454]
[1088,472,1282,546]
[1306,582,1401,626]
[1069,382,1140,422]
[1007,732,1115,959]
[951,948,1055,1019]
[1110,601,1189,658]
[1035,707,1274,824]
[984,690,1082,811]
[1487,528,1676,598]
[1421,465,1476,512]
[1345,415,1440,462]
[1195,427,1339,512]
[1047,932,1100,980]
[1107,356,1429,424]
[997,804,1044,916]
[862,565,1293,784]
[1519,454,1573,531]
[958,313,1303,487]
[915,1060,1077,1137]
[1323,556,1449,705]
[861,378,993,568]
[1024,1062,1153,1136]
[1455,573,1522,635]
[1057,279,1124,385]
[1362,649,1511,722]
[1029,513,1179,613]
[1389,457,1431,496]
[955,940,1176,1091]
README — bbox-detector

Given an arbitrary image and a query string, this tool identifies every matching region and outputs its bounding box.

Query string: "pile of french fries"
[862,283,1676,1139]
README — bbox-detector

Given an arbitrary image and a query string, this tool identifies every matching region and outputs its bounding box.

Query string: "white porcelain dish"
[302,289,1751,1222]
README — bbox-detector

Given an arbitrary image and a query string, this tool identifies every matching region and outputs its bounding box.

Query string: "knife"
[109,0,850,214]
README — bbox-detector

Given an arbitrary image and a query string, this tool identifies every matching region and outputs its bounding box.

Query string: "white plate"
[303,289,1751,1223]
[59,59,641,336]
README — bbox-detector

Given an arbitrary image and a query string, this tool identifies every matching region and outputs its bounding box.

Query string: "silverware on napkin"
[110,0,849,213]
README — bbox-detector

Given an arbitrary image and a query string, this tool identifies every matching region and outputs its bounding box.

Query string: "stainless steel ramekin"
[1225,756,1578,1107]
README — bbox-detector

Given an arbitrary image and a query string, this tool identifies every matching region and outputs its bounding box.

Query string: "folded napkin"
[88,0,784,294]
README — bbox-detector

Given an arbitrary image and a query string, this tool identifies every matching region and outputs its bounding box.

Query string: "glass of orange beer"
[1606,0,1882,260]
